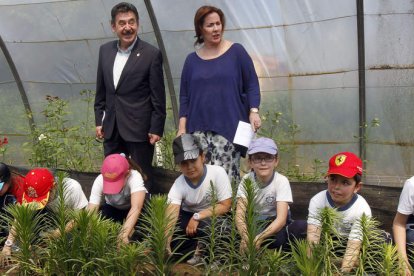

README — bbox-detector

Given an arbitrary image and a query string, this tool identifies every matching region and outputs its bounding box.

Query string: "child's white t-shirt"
[168,164,232,213]
[48,177,88,210]
[307,190,372,240]
[397,176,414,215]
[237,171,292,218]
[89,170,147,210]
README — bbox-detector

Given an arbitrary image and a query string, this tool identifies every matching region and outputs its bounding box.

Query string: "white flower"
[38,134,47,141]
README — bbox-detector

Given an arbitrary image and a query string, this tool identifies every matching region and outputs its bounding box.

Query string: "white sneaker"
[186,254,203,265]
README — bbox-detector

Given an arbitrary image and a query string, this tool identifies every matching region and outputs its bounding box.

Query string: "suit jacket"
[94,38,166,142]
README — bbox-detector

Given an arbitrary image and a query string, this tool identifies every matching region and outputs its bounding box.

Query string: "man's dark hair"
[354,174,362,183]
[111,2,139,24]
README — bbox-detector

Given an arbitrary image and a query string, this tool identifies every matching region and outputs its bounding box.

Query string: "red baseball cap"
[327,152,363,178]
[101,154,129,194]
[22,168,55,209]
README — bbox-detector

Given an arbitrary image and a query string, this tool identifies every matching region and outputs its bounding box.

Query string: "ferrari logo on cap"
[335,154,347,166]
[26,186,38,198]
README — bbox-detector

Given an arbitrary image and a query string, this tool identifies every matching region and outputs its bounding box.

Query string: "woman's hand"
[176,128,186,137]
[249,112,261,132]
[177,117,187,137]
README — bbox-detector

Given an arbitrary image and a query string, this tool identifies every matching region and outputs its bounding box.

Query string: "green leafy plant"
[261,247,290,274]
[259,111,300,156]
[0,136,8,162]
[43,209,125,275]
[236,177,267,274]
[0,186,405,274]
[31,172,146,275]
[140,194,184,275]
[24,91,102,172]
[380,242,401,276]
[153,130,176,170]
[1,203,46,274]
[290,238,323,276]
[355,117,381,144]
[199,181,221,274]
[217,179,241,275]
[354,214,397,275]
[321,209,344,275]
[308,207,344,275]
[258,111,325,181]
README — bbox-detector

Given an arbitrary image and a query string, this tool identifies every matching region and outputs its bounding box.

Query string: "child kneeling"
[166,134,232,265]
[307,152,371,273]
[236,137,306,253]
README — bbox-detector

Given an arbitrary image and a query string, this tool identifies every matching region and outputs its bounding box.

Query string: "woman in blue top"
[177,5,261,182]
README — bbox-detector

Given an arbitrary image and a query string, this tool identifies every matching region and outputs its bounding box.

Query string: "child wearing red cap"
[88,153,147,244]
[393,176,414,275]
[236,137,306,253]
[1,168,88,262]
[307,152,371,273]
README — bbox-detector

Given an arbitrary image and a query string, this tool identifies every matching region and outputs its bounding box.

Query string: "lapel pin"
[137,53,140,57]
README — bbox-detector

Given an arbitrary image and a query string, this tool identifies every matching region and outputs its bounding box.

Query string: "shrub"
[24,91,102,172]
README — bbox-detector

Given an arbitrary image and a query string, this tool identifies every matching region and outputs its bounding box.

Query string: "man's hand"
[96,126,104,139]
[0,245,12,267]
[148,133,161,145]
[186,218,199,237]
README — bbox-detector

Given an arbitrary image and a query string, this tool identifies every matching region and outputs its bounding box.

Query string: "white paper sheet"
[233,121,255,148]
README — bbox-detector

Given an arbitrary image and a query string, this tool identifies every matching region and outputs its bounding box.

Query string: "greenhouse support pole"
[0,36,35,132]
[144,0,179,128]
[356,0,366,163]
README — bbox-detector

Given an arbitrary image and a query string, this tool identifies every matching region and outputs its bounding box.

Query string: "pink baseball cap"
[101,154,129,194]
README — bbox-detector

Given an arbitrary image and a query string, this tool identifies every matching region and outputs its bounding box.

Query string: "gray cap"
[172,134,201,164]
[247,137,278,155]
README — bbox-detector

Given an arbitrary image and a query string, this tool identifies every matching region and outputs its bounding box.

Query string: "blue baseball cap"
[247,137,278,155]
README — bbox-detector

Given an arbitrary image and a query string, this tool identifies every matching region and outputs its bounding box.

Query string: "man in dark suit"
[94,2,166,192]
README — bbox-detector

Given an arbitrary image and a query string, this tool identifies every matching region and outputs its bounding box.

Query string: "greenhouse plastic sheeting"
[0,0,413,185]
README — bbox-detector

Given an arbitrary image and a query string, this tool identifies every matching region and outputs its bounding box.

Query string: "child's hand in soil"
[0,246,11,267]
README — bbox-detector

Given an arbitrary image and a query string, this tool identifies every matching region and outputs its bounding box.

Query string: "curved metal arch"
[144,0,179,128]
[0,35,35,132]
